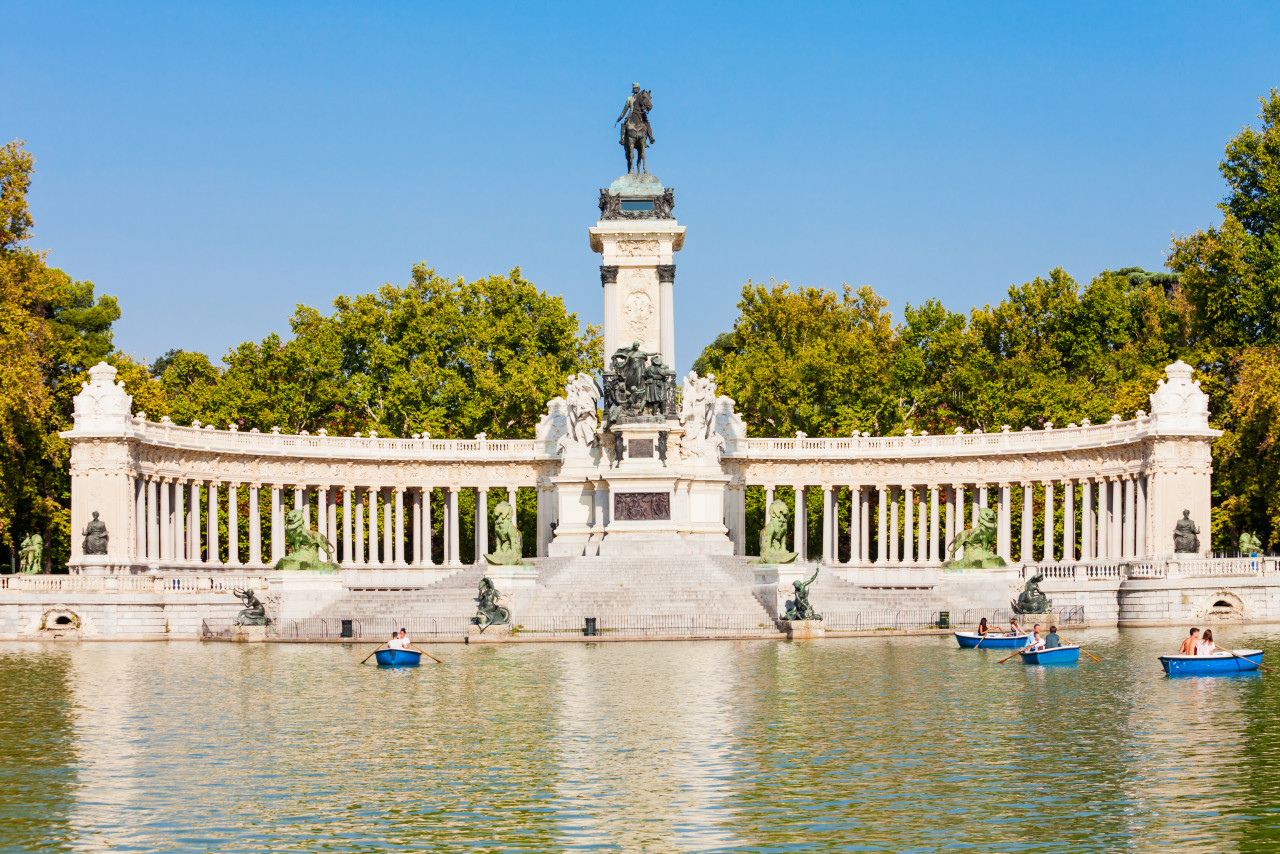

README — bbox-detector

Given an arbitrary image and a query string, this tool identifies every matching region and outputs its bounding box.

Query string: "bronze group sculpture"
[1013,572,1052,615]
[943,507,1006,570]
[615,83,654,174]
[81,512,109,556]
[484,501,528,566]
[274,509,339,572]
[1173,510,1201,553]
[782,567,822,621]
[473,577,511,631]
[602,342,676,426]
[755,499,799,564]
[232,588,270,626]
[18,533,43,574]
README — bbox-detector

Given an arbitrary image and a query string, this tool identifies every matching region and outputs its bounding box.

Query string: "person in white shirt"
[386,632,403,650]
[1197,628,1218,656]
[398,628,412,650]
[1026,624,1045,651]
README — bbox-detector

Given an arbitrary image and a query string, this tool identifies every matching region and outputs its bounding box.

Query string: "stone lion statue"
[944,507,1006,570]
[275,508,338,573]
[484,501,527,566]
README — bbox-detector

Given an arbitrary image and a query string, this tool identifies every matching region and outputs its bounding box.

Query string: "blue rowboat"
[1019,645,1080,665]
[955,631,1029,650]
[1160,650,1263,676]
[374,648,422,667]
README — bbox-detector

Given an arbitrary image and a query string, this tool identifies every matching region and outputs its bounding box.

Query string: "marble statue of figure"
[1239,531,1263,556]
[81,512,109,555]
[1173,510,1200,553]
[755,499,799,564]
[233,588,270,626]
[19,533,43,574]
[562,372,600,450]
[474,577,511,631]
[616,83,655,174]
[783,567,822,621]
[275,509,339,572]
[484,502,527,566]
[679,371,717,442]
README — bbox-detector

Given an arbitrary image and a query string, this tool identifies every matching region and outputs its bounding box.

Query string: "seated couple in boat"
[1177,627,1219,656]
[1023,624,1062,651]
[386,628,413,650]
[977,618,1026,638]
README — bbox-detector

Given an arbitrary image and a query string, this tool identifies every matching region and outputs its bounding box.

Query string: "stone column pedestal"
[779,619,825,639]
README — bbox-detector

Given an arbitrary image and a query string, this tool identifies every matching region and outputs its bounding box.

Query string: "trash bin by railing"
[584,617,597,637]
[341,619,353,639]
[937,612,950,629]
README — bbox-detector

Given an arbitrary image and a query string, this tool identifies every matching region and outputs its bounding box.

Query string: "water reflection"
[2,629,1280,851]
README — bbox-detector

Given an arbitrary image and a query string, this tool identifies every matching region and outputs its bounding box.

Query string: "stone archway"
[39,605,83,634]
[1201,590,1246,622]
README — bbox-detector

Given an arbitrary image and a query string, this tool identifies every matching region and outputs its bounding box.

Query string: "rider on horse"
[616,83,655,147]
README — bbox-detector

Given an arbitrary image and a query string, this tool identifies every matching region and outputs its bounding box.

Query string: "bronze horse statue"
[622,89,654,175]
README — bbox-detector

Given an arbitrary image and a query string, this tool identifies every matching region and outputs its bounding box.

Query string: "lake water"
[3,628,1280,853]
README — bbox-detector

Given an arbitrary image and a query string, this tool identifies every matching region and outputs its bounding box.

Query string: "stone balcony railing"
[1020,557,1274,582]
[0,573,271,593]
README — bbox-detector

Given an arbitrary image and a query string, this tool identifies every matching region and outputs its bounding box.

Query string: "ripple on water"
[1,629,1280,852]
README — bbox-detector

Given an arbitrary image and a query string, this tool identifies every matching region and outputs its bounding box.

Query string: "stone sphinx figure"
[1173,510,1200,554]
[473,577,511,631]
[274,509,339,573]
[81,512,109,556]
[484,502,528,566]
[1239,531,1263,556]
[233,588,270,626]
[1013,572,1052,615]
[943,507,1006,570]
[755,499,799,564]
[783,567,822,621]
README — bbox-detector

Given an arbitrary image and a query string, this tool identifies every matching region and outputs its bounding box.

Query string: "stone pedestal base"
[780,619,825,639]
[68,556,148,576]
[230,625,269,643]
[466,624,511,643]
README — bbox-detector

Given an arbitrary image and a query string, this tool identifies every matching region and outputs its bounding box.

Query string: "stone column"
[889,488,900,563]
[227,483,240,565]
[447,487,461,565]
[368,488,380,565]
[1042,480,1054,563]
[903,486,915,564]
[929,486,940,563]
[997,483,1012,561]
[133,478,145,559]
[294,486,305,523]
[944,487,955,561]
[793,486,807,562]
[270,486,283,564]
[1021,483,1033,563]
[189,481,201,560]
[159,479,172,561]
[1136,475,1148,557]
[1096,480,1109,560]
[410,488,421,565]
[249,485,262,565]
[354,489,365,564]
[507,486,518,525]
[764,486,775,522]
[315,486,328,542]
[327,491,337,554]
[1110,478,1123,558]
[979,486,989,510]
[423,487,435,565]
[916,488,927,563]
[383,489,394,563]
[174,479,185,561]
[821,485,833,564]
[876,485,888,565]
[475,487,489,563]
[729,483,746,556]
[658,264,676,369]
[535,483,550,559]
[394,487,405,565]
[145,478,159,560]
[1124,476,1137,558]
[1063,480,1075,562]
[207,481,219,564]
[1082,480,1095,560]
[342,487,353,566]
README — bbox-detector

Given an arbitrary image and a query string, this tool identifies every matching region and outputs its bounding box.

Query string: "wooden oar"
[1220,647,1274,673]
[408,644,442,664]
[998,645,1032,664]
[361,644,389,664]
[1076,646,1102,663]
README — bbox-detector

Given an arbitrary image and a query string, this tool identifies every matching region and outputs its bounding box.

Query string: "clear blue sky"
[4,1,1279,375]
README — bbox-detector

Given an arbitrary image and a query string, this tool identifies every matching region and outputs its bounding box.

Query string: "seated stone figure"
[473,577,511,631]
[755,499,798,564]
[1173,510,1200,553]
[783,567,822,621]
[1013,572,1052,614]
[233,588,270,626]
[484,502,528,566]
[274,509,339,573]
[943,507,1006,570]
